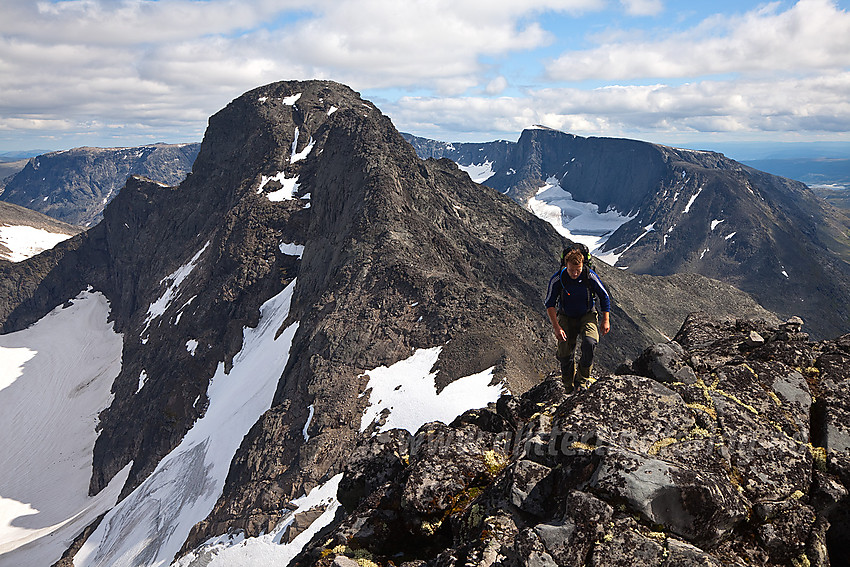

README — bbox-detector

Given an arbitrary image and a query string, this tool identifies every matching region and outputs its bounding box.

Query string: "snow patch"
[359,346,506,434]
[0,226,74,262]
[186,339,199,356]
[683,187,703,213]
[596,223,655,267]
[137,370,148,393]
[75,281,300,567]
[259,172,300,202]
[289,127,315,163]
[527,177,634,262]
[725,232,737,240]
[302,404,314,442]
[711,219,725,230]
[175,473,343,567]
[0,290,129,566]
[327,106,338,115]
[279,241,305,258]
[457,161,495,183]
[143,242,209,334]
[281,93,301,105]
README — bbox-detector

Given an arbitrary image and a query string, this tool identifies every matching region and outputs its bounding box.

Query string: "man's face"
[566,258,583,279]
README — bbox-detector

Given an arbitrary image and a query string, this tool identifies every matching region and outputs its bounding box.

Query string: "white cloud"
[388,70,850,140]
[547,0,850,80]
[486,76,510,95]
[0,0,848,149]
[620,0,664,17]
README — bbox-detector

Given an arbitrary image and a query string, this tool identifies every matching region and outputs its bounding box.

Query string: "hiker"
[544,243,611,392]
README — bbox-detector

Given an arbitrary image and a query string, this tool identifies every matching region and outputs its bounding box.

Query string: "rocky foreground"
[295,313,850,567]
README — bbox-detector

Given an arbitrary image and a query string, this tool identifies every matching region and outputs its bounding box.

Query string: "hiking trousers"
[556,311,599,387]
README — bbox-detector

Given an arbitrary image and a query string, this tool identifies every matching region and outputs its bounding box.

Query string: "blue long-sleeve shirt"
[544,267,611,318]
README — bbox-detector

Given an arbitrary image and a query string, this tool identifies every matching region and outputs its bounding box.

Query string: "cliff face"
[405,129,850,340]
[294,314,850,567]
[0,81,784,567]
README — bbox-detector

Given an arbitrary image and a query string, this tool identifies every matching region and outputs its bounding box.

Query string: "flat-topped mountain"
[405,129,850,340]
[0,142,200,226]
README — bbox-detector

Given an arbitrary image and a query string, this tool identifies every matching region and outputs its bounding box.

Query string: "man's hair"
[563,248,584,266]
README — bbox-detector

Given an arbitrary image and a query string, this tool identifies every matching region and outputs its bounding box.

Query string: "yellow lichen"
[482,449,509,475]
[716,389,759,415]
[421,519,442,536]
[686,402,717,420]
[648,437,678,456]
[356,560,380,567]
[808,444,827,472]
[689,426,711,439]
[570,441,597,452]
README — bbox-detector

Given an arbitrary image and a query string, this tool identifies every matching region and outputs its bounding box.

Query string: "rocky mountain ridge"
[405,129,850,340]
[294,313,850,567]
[0,80,790,566]
[0,142,200,226]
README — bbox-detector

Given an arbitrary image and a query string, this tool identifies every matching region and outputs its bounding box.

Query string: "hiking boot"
[577,366,593,389]
[560,358,576,393]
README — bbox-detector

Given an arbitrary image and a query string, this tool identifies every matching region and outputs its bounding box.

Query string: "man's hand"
[547,307,567,342]
[554,324,567,342]
[601,312,611,335]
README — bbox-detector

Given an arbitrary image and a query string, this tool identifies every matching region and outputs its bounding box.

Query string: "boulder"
[589,447,747,544]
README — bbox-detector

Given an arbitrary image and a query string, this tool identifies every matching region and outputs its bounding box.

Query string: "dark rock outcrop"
[298,313,850,567]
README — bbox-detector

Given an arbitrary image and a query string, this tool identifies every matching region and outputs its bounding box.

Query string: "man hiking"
[544,243,611,392]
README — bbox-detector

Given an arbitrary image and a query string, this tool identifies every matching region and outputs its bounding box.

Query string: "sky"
[1,0,850,155]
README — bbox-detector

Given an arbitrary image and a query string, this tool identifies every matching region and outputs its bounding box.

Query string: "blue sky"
[1,0,849,155]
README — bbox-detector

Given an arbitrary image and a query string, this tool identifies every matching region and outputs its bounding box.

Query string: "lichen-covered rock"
[589,446,747,544]
[402,423,507,520]
[529,491,613,566]
[298,313,850,567]
[508,459,553,517]
[337,428,411,511]
[631,341,687,382]
[664,538,725,567]
[589,518,666,567]
[553,375,696,457]
[817,343,850,454]
[753,498,816,560]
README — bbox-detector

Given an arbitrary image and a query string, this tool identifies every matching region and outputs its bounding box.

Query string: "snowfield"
[74,280,300,567]
[0,290,129,567]
[359,345,506,434]
[0,225,75,262]
[526,177,634,260]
